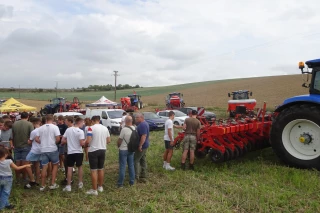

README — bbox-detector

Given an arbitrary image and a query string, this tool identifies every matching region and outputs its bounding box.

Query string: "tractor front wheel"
[270,104,320,170]
[40,108,48,116]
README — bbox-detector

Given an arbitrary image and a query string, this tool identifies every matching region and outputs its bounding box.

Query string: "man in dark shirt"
[181,110,201,170]
[134,113,150,183]
[57,116,68,172]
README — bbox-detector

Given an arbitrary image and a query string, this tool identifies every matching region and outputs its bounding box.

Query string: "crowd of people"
[0,110,201,210]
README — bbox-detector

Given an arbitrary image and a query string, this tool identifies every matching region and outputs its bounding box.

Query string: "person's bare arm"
[61,137,67,145]
[168,128,174,146]
[138,134,147,152]
[55,136,60,144]
[10,162,32,170]
[106,136,111,144]
[196,129,201,142]
[86,136,92,146]
[80,139,85,147]
[27,139,32,145]
[35,136,40,144]
[174,124,184,129]
[117,138,122,148]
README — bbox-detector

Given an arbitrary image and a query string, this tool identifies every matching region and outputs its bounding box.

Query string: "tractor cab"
[127,94,143,109]
[299,59,320,95]
[228,90,252,100]
[51,98,66,106]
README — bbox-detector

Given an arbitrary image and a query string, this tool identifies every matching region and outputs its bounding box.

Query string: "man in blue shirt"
[134,113,149,183]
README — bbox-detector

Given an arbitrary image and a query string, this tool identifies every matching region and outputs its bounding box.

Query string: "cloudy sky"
[0,0,319,89]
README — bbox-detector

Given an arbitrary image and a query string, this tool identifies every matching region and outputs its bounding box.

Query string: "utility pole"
[55,81,58,98]
[113,71,119,101]
[19,85,20,99]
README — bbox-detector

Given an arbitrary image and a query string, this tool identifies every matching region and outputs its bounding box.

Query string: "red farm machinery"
[173,103,272,162]
[227,90,256,117]
[40,97,85,116]
[120,93,143,112]
[165,92,185,109]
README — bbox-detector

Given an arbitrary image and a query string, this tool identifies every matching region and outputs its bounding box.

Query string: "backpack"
[123,126,140,152]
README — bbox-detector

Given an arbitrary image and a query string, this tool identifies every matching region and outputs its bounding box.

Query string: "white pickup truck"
[85,108,125,134]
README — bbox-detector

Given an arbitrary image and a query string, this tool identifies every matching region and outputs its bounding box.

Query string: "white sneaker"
[86,189,98,196]
[63,185,71,192]
[40,186,46,191]
[166,165,175,171]
[78,182,83,189]
[98,186,103,192]
[49,183,59,190]
[163,161,167,168]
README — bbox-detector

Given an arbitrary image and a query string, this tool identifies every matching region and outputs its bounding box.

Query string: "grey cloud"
[0,5,13,19]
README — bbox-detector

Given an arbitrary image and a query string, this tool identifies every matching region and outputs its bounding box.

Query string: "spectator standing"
[134,113,150,183]
[120,112,127,130]
[117,116,135,188]
[57,116,68,172]
[85,116,111,196]
[61,117,85,192]
[11,112,34,184]
[60,116,74,185]
[162,111,183,171]
[36,115,61,191]
[83,118,92,164]
[180,110,201,170]
[0,147,32,210]
[25,118,42,186]
[0,121,13,160]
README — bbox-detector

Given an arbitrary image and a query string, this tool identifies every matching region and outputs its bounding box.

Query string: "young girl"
[0,146,32,210]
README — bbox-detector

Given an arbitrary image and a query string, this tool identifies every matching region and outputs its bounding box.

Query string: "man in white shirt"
[61,117,85,192]
[117,116,135,188]
[163,111,183,171]
[36,115,60,191]
[120,112,127,129]
[85,115,111,195]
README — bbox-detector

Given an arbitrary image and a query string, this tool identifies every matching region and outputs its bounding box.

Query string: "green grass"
[0,79,236,101]
[5,131,320,213]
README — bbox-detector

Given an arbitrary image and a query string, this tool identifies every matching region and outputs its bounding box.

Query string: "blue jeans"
[117,150,135,186]
[0,176,13,210]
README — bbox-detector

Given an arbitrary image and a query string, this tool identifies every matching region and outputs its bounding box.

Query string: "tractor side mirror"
[228,93,230,97]
[250,92,253,96]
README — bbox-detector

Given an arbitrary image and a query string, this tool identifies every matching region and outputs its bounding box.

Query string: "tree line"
[86,84,141,91]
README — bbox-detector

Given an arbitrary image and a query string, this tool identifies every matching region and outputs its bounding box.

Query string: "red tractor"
[227,90,256,117]
[165,92,185,109]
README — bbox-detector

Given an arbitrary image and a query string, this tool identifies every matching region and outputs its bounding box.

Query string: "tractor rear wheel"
[270,104,320,170]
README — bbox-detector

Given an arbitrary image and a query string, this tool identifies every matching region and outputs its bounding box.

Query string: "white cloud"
[0,0,319,88]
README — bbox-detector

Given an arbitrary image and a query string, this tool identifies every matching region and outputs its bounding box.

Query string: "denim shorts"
[14,147,31,161]
[58,145,65,155]
[26,152,41,162]
[41,150,59,165]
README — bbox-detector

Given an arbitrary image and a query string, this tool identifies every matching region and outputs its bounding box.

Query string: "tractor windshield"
[107,111,124,119]
[143,112,160,119]
[233,93,249,100]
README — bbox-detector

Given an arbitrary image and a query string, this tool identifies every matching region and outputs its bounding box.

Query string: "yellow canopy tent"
[0,98,36,113]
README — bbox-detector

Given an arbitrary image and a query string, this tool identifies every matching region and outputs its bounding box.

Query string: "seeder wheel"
[209,149,224,163]
[195,150,207,159]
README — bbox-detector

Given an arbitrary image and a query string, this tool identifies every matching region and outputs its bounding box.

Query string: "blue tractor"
[270,59,320,169]
[127,94,143,109]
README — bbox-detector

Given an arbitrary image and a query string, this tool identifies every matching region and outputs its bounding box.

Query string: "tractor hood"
[275,94,320,112]
[282,94,320,105]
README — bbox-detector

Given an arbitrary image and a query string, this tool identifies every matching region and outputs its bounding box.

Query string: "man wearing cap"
[181,110,201,170]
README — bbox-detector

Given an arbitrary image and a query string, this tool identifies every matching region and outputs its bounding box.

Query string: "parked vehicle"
[142,112,166,131]
[178,107,216,123]
[53,112,85,119]
[85,108,125,134]
[156,110,188,126]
